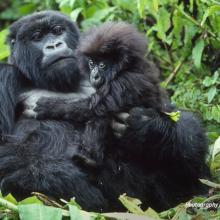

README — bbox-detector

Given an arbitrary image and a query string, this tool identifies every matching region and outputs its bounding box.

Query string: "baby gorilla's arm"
[22,85,95,121]
[22,88,128,134]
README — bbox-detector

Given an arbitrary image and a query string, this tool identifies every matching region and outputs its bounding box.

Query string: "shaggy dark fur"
[30,21,209,210]
[0,12,209,212]
[33,22,169,166]
[0,11,108,211]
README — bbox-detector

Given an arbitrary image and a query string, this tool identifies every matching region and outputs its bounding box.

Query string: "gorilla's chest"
[7,118,84,159]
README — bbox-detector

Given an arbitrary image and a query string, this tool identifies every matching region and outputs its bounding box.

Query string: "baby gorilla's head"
[77,22,147,89]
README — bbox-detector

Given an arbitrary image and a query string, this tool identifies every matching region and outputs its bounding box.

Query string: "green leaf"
[1,194,18,205]
[164,111,181,122]
[19,196,43,205]
[191,196,206,203]
[68,198,82,210]
[0,29,8,44]
[172,9,183,44]
[69,205,82,220]
[203,77,212,87]
[201,5,220,26]
[0,29,9,60]
[92,7,116,21]
[59,5,72,16]
[119,194,145,215]
[156,7,171,43]
[112,0,136,12]
[192,39,205,68]
[207,86,217,103]
[152,0,158,13]
[70,8,83,22]
[212,136,220,160]
[0,48,9,60]
[137,0,147,18]
[144,207,160,219]
[18,204,62,220]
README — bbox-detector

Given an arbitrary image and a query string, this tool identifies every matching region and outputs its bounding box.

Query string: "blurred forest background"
[0,1,220,219]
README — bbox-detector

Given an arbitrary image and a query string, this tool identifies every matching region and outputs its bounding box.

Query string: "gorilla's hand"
[112,107,159,138]
[111,107,169,157]
[20,90,49,118]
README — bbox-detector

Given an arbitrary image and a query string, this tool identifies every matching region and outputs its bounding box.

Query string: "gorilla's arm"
[0,64,22,140]
[118,107,208,178]
[22,89,95,122]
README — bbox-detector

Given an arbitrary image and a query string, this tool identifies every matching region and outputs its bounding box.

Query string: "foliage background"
[0,0,220,219]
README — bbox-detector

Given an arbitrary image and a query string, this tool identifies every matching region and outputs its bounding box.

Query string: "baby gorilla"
[29,22,166,167]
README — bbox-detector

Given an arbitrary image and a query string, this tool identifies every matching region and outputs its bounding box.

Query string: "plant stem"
[176,6,220,42]
[0,198,18,212]
[164,59,184,86]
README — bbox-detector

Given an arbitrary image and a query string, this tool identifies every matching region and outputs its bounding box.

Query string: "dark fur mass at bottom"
[0,10,209,212]
[0,110,209,212]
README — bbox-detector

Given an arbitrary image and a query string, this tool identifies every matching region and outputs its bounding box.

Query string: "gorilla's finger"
[23,109,37,118]
[111,120,127,133]
[73,154,97,168]
[115,112,129,123]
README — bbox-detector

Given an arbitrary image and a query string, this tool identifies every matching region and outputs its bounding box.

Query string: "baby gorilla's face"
[88,58,110,88]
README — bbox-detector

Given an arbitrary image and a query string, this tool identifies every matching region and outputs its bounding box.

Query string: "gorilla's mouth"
[42,56,75,68]
[48,56,75,66]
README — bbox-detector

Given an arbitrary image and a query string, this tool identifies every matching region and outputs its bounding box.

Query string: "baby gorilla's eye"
[31,31,42,41]
[52,26,64,35]
[99,62,106,69]
[88,59,94,69]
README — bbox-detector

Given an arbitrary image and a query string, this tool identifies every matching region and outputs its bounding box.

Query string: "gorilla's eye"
[99,62,106,69]
[31,31,42,41]
[11,39,15,45]
[52,26,64,35]
[88,59,94,69]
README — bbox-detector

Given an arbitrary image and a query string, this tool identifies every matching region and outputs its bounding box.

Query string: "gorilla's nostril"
[46,45,55,49]
[56,42,63,48]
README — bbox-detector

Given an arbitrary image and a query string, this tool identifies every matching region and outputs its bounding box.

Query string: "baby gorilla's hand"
[112,107,159,138]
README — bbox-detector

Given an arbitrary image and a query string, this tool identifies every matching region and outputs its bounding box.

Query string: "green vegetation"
[0,0,220,219]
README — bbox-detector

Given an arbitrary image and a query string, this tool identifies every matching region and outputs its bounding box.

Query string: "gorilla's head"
[7,11,80,92]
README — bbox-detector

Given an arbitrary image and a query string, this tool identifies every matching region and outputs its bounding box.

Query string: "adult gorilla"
[0,11,208,212]
[0,11,107,211]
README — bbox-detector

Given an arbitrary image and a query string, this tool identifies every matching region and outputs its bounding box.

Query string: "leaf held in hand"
[164,111,181,122]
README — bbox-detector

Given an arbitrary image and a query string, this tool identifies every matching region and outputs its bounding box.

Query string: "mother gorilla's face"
[8,10,81,92]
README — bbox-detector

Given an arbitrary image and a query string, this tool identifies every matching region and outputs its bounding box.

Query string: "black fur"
[33,22,167,166]
[0,11,108,211]
[0,12,209,212]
